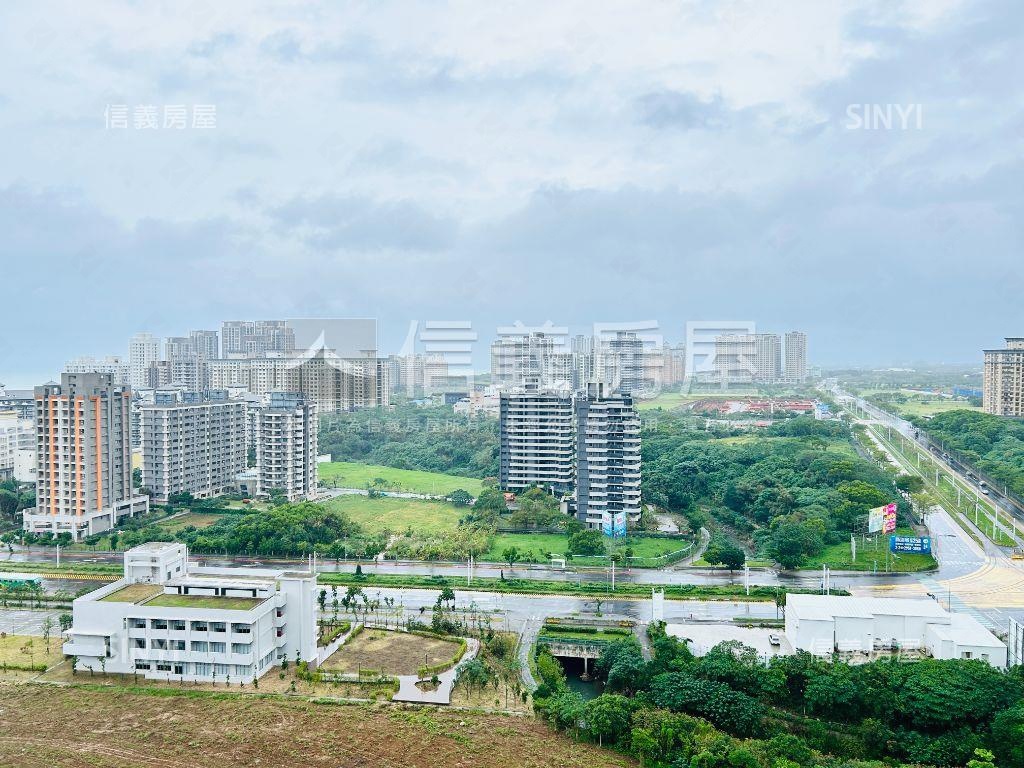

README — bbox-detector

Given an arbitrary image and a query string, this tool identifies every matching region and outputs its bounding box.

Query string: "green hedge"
[417,637,467,679]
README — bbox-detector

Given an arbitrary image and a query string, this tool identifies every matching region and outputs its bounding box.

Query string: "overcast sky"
[1,0,1021,387]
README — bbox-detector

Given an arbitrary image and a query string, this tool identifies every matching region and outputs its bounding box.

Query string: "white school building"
[63,542,318,683]
[785,594,1006,668]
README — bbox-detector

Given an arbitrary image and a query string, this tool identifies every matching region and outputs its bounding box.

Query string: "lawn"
[145,593,265,610]
[322,495,463,534]
[485,532,694,567]
[482,532,691,566]
[99,583,164,603]
[319,461,484,496]
[0,685,628,767]
[157,511,226,533]
[321,628,461,676]
[0,633,64,670]
[636,391,695,411]
[801,528,938,572]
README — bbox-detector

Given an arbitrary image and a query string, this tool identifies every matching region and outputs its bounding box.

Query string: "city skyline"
[2,1,1022,383]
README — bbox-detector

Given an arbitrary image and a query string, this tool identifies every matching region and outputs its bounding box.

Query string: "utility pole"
[744,561,750,596]
[56,544,60,568]
[851,535,856,563]
[610,559,615,591]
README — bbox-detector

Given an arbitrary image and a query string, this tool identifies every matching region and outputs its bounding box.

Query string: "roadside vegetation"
[534,623,1024,768]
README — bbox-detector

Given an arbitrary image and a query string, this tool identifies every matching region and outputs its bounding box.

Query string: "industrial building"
[63,542,317,683]
[785,595,1006,667]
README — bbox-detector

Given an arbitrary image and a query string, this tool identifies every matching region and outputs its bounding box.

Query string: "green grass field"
[801,527,938,572]
[321,494,463,534]
[481,532,691,565]
[636,391,694,411]
[318,462,484,496]
[157,511,227,533]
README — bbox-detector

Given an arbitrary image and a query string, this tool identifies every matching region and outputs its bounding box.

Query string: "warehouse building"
[785,595,1006,668]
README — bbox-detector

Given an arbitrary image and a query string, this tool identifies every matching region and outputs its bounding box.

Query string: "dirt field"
[0,683,634,768]
[322,629,461,676]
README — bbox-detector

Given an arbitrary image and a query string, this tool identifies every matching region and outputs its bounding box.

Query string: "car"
[768,633,782,646]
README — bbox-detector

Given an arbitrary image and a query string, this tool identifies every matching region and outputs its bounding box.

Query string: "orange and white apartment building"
[22,372,149,540]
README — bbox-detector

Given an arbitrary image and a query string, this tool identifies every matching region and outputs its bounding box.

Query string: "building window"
[134,660,151,670]
[133,639,146,649]
[151,619,168,630]
[211,622,226,633]
[129,619,146,629]
[231,643,251,654]
[152,639,167,650]
[231,623,251,634]
[191,641,208,653]
[190,621,208,632]
[156,663,172,672]
[171,640,186,651]
[214,663,230,676]
[210,642,226,653]
[170,620,186,631]
[234,664,251,677]
[193,662,211,676]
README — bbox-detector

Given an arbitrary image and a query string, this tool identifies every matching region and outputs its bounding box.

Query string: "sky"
[1,0,1022,387]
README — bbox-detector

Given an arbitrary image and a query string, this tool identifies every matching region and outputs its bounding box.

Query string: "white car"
[768,633,782,646]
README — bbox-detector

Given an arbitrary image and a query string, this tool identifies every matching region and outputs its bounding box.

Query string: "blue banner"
[889,535,931,554]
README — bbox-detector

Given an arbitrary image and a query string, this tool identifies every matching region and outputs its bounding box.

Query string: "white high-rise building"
[0,411,35,481]
[255,392,318,501]
[499,381,575,496]
[983,338,1024,416]
[685,321,756,380]
[141,393,248,503]
[574,383,642,529]
[64,356,131,385]
[784,331,808,384]
[23,373,149,540]
[712,333,781,387]
[129,333,161,389]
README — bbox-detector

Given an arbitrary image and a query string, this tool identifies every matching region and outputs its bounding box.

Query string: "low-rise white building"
[63,542,318,683]
[785,594,1006,667]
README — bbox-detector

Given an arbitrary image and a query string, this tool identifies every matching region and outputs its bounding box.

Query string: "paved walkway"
[392,637,479,704]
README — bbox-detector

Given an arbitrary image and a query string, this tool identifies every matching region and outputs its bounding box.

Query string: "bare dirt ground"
[0,683,634,768]
[322,629,460,676]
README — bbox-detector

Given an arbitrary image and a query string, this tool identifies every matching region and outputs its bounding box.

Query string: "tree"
[967,749,998,768]
[703,536,745,573]
[0,489,18,517]
[448,489,473,507]
[582,694,632,747]
[630,726,660,767]
[502,546,521,569]
[992,702,1024,768]
[568,529,606,556]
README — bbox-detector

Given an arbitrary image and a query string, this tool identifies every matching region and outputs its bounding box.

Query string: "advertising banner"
[602,511,627,538]
[889,536,931,554]
[868,506,884,533]
[883,502,898,533]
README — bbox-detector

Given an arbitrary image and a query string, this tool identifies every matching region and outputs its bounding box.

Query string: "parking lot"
[0,609,65,636]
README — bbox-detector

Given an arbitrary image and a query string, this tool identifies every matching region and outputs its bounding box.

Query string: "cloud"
[635,90,730,130]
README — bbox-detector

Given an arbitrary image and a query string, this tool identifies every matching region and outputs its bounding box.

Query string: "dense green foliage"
[173,502,388,557]
[915,410,1024,497]
[535,626,1024,768]
[642,417,909,568]
[318,403,499,478]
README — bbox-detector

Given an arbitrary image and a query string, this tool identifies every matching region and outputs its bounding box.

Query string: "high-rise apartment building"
[129,333,161,389]
[190,330,220,360]
[597,331,646,396]
[575,383,642,529]
[0,411,34,482]
[64,356,131,385]
[712,333,781,387]
[685,321,756,380]
[571,334,595,389]
[491,332,567,390]
[140,392,247,504]
[498,380,641,530]
[983,338,1024,416]
[23,373,149,540]
[255,392,318,501]
[499,381,575,496]
[783,331,808,383]
[221,321,295,358]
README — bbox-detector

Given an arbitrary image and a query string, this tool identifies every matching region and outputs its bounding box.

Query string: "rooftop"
[145,593,265,610]
[99,583,164,604]
[787,594,949,620]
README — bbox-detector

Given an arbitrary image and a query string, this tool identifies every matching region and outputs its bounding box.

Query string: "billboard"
[868,506,884,533]
[883,502,898,533]
[890,536,931,554]
[601,511,627,538]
